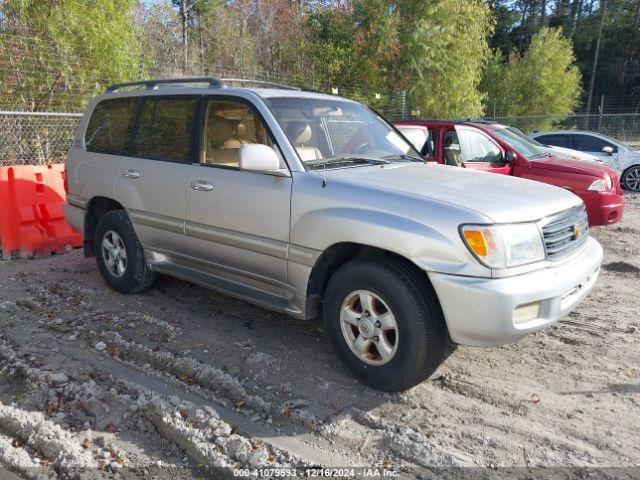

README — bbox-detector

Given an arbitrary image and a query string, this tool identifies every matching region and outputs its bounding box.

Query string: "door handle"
[122,169,141,179]
[190,180,214,191]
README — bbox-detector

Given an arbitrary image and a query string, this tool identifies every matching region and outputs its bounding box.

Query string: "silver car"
[532,130,640,191]
[64,78,602,391]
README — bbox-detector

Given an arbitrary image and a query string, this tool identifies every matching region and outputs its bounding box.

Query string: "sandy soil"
[0,193,638,479]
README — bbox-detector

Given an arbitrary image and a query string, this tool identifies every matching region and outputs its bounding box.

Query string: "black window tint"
[85,98,140,154]
[538,134,570,148]
[147,98,197,162]
[571,134,617,153]
[132,100,155,156]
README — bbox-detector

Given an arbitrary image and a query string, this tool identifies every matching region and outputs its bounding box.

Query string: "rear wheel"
[323,255,447,391]
[622,165,640,191]
[95,210,155,294]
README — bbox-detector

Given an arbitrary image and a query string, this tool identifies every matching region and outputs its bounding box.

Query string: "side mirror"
[239,144,289,177]
[504,150,517,163]
[602,146,614,155]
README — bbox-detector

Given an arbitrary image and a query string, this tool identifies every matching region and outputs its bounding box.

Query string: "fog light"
[513,302,541,324]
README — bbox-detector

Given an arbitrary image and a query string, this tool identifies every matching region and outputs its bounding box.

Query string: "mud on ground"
[0,194,638,479]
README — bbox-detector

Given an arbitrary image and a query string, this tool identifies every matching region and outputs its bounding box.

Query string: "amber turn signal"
[463,229,490,257]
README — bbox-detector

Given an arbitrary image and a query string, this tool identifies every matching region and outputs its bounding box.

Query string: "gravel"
[0,192,637,478]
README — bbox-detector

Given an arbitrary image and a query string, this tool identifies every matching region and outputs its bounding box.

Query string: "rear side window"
[85,98,141,154]
[146,98,197,162]
[132,100,155,156]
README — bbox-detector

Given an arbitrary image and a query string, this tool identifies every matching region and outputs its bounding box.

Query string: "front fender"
[291,206,490,278]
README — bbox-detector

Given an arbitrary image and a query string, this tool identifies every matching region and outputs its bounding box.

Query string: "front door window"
[201,99,280,168]
[458,130,502,164]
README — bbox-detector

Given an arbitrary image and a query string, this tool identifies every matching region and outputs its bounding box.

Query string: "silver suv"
[65,78,603,391]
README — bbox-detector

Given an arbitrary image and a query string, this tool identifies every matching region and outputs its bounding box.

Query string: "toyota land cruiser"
[64,78,603,391]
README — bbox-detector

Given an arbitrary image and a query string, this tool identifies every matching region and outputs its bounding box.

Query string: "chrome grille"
[541,205,589,260]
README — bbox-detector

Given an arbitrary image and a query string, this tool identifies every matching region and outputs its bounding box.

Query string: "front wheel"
[323,256,447,391]
[622,165,640,192]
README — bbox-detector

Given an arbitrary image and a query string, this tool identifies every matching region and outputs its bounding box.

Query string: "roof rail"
[465,118,498,124]
[106,77,226,93]
[220,78,300,90]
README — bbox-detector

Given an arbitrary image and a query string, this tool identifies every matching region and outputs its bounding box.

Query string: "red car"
[395,120,625,226]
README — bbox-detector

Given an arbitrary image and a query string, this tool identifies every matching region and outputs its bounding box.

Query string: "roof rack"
[105,77,301,93]
[465,119,498,125]
[106,77,226,93]
[220,78,300,90]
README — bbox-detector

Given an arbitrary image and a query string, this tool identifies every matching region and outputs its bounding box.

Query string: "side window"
[398,127,430,156]
[571,134,617,153]
[202,99,278,168]
[458,130,502,163]
[146,98,198,162]
[538,134,570,148]
[85,97,140,154]
[132,99,155,157]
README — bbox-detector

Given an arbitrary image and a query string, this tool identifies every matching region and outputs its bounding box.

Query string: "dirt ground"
[0,193,638,479]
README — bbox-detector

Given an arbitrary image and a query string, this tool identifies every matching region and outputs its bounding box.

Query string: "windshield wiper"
[305,157,390,170]
[381,153,424,162]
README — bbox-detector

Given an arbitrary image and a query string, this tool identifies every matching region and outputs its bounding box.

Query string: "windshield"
[510,127,547,147]
[492,126,547,160]
[491,127,547,160]
[266,97,423,170]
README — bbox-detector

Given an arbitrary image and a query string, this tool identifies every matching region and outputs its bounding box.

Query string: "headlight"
[460,223,545,268]
[588,176,612,191]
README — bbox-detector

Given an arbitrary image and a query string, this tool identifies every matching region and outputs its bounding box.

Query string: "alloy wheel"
[624,166,640,191]
[101,230,128,278]
[340,290,399,366]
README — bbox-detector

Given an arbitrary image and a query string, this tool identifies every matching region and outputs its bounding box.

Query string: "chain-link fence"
[485,113,640,145]
[3,110,640,166]
[0,111,81,166]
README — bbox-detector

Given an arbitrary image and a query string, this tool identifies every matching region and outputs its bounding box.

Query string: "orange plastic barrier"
[0,164,83,259]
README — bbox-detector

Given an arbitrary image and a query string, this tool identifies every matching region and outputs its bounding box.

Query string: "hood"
[528,154,612,177]
[323,162,581,224]
[544,145,600,163]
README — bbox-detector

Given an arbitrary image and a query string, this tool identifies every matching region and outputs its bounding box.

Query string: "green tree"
[1,0,142,110]
[307,0,494,118]
[397,0,494,118]
[482,27,582,126]
[307,5,360,88]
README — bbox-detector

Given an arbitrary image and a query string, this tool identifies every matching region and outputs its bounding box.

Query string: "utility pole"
[181,0,189,73]
[597,94,604,130]
[585,0,607,129]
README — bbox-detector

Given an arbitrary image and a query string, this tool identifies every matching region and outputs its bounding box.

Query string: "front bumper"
[428,236,603,347]
[583,190,625,226]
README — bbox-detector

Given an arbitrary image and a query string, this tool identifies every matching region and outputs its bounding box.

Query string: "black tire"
[323,255,447,391]
[621,165,640,192]
[94,210,155,294]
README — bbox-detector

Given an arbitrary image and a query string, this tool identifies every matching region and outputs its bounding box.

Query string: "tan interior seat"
[222,122,249,150]
[443,133,463,167]
[286,121,323,161]
[206,115,241,166]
